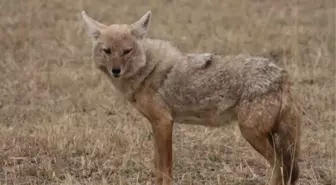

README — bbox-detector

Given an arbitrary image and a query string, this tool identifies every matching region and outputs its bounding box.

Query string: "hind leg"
[237,94,283,185]
[268,133,285,185]
[239,125,282,185]
[268,124,300,185]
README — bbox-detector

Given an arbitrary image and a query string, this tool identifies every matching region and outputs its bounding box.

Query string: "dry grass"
[0,0,335,184]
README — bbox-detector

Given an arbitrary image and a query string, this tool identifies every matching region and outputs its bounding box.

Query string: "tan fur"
[81,11,301,185]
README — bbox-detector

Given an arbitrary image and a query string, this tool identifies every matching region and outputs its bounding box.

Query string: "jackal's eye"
[122,48,133,55]
[102,48,111,54]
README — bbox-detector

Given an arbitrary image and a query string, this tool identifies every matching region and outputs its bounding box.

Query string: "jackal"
[81,11,301,185]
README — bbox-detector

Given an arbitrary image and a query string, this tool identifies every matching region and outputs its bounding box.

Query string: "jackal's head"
[81,11,151,78]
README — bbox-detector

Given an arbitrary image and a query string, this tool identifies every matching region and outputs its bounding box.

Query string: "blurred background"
[0,0,335,184]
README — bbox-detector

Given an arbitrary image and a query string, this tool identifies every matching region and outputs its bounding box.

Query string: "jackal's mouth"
[112,74,120,78]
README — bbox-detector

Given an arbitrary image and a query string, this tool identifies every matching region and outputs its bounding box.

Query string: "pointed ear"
[81,11,107,40]
[130,11,152,39]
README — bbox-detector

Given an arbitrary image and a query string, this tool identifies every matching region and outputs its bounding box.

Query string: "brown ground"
[0,0,335,184]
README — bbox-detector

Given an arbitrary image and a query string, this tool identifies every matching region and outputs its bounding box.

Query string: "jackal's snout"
[111,68,121,77]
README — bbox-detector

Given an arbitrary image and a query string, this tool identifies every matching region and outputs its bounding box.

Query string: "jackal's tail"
[271,80,301,184]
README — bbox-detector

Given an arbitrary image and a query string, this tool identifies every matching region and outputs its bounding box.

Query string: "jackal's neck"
[141,38,183,59]
[140,38,184,84]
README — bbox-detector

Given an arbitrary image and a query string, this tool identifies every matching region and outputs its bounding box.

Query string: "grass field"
[0,0,335,184]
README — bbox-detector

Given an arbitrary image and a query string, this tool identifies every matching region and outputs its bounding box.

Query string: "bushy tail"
[274,81,301,184]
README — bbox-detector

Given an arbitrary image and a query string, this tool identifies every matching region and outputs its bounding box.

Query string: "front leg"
[132,90,174,185]
[151,117,173,185]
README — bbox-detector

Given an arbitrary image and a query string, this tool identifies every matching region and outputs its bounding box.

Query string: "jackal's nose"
[111,68,121,77]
